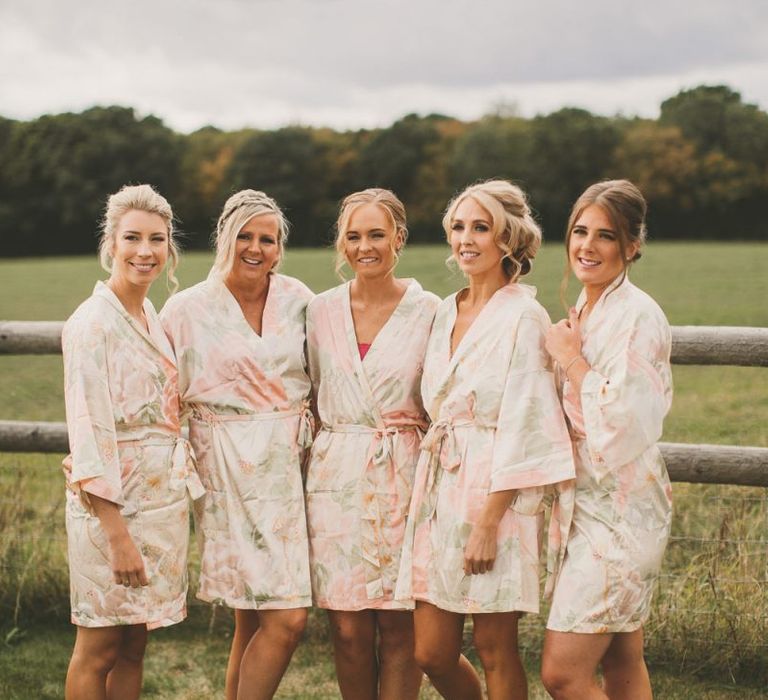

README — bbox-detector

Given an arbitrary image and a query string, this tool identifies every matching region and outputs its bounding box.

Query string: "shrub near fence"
[0,321,767,683]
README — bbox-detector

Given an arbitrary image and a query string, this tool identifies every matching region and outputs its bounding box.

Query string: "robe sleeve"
[62,317,124,508]
[305,299,322,397]
[577,306,672,481]
[490,314,576,493]
[159,298,192,423]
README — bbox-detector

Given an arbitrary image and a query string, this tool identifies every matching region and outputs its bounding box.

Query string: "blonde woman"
[161,190,313,700]
[541,180,673,700]
[305,189,439,699]
[396,181,575,699]
[63,184,202,699]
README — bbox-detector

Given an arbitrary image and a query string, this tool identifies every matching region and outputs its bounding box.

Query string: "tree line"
[1,84,766,257]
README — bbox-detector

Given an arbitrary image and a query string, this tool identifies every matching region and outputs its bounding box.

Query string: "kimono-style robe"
[547,276,673,633]
[161,273,314,610]
[305,280,439,610]
[62,281,203,629]
[396,282,575,614]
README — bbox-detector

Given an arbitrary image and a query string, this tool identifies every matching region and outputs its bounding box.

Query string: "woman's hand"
[463,523,499,575]
[89,494,149,588]
[545,308,582,367]
[107,531,149,588]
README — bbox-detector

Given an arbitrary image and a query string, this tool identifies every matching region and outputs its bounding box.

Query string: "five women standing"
[63,177,672,699]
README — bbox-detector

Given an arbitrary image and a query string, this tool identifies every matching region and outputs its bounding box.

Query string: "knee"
[472,631,505,672]
[270,609,307,649]
[413,642,459,678]
[540,658,574,699]
[71,642,121,676]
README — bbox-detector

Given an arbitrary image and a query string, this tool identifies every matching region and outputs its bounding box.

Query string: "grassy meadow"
[1,242,767,698]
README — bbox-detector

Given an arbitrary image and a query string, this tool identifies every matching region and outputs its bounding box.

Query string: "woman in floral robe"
[397,181,575,700]
[306,189,439,699]
[541,180,673,700]
[63,185,202,700]
[161,190,312,700]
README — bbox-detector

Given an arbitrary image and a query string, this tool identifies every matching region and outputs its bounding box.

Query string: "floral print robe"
[547,276,673,633]
[305,280,439,610]
[63,281,202,629]
[396,282,575,614]
[161,273,313,609]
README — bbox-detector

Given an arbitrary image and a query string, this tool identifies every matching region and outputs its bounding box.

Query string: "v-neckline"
[95,281,172,361]
[344,279,413,363]
[447,283,507,361]
[221,274,274,339]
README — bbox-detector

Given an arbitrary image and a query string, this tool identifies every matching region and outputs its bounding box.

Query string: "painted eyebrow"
[452,218,491,225]
[123,229,167,235]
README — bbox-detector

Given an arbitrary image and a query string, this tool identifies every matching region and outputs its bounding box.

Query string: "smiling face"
[569,204,638,295]
[449,196,505,281]
[226,213,281,288]
[343,203,403,279]
[109,209,169,290]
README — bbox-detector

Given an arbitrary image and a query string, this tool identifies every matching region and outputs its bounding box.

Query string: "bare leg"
[226,610,260,700]
[327,609,378,700]
[541,629,613,700]
[472,612,526,700]
[106,625,148,700]
[376,610,422,700]
[413,602,482,700]
[602,629,652,700]
[65,625,139,700]
[236,608,307,700]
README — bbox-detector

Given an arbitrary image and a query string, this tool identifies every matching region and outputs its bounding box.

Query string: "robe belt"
[113,433,205,513]
[322,421,425,600]
[191,402,315,450]
[419,418,496,520]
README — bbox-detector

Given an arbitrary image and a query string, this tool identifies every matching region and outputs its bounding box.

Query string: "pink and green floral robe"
[305,280,439,610]
[63,281,203,629]
[547,276,673,633]
[396,282,575,614]
[161,273,313,610]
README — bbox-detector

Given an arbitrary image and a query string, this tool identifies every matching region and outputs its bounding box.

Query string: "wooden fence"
[1,321,767,486]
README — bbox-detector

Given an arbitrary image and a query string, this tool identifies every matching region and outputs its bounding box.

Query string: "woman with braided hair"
[161,190,313,700]
[395,180,575,699]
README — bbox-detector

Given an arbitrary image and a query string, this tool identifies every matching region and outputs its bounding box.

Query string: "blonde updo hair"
[334,188,408,280]
[210,189,289,279]
[98,184,179,293]
[443,180,541,281]
[560,179,648,306]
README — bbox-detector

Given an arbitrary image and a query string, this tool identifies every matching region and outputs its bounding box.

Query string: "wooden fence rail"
[1,321,766,486]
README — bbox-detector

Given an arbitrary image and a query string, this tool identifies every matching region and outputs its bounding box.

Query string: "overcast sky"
[1,0,767,132]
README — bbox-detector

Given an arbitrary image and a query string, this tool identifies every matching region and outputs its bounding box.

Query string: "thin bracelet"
[564,354,582,379]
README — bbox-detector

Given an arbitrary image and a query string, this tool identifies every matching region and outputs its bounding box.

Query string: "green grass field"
[1,243,767,698]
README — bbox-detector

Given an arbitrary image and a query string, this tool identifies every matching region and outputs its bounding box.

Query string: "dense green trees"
[1,85,766,256]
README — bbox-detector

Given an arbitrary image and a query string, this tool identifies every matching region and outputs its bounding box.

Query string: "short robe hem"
[413,595,539,616]
[196,592,312,611]
[545,617,646,634]
[71,607,186,631]
[315,597,414,612]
